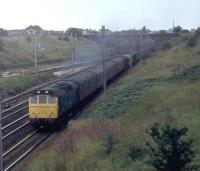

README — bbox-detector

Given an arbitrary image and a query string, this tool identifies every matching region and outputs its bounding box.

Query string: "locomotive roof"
[33,80,78,96]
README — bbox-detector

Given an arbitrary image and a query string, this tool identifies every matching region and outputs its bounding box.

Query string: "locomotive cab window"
[30,96,37,104]
[39,95,47,104]
[48,96,56,104]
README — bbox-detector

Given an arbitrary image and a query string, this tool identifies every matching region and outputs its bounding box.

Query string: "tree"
[142,26,147,32]
[65,27,82,37]
[159,30,167,35]
[174,26,182,34]
[195,27,200,38]
[146,123,196,171]
[25,25,42,32]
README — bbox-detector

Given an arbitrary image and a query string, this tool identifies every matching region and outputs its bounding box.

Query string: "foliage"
[174,26,182,34]
[66,27,82,37]
[149,46,156,53]
[25,35,31,42]
[195,27,200,39]
[0,73,54,99]
[0,34,71,70]
[23,35,200,171]
[186,36,197,48]
[162,42,172,50]
[142,26,147,32]
[0,39,4,51]
[181,29,190,33]
[146,123,196,171]
[140,52,151,60]
[25,25,42,32]
[103,133,115,155]
[159,30,167,34]
[128,145,145,161]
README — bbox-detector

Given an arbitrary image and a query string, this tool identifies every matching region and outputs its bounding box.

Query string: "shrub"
[181,29,190,33]
[0,39,4,51]
[58,36,62,40]
[162,42,172,50]
[186,36,197,48]
[174,26,182,34]
[149,46,156,53]
[140,52,151,60]
[159,30,167,35]
[195,27,200,39]
[103,133,115,155]
[25,35,31,42]
[129,145,144,161]
[146,123,196,171]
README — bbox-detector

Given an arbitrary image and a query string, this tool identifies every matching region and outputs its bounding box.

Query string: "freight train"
[28,54,140,128]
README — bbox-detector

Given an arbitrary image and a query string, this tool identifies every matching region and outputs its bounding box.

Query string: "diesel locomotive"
[28,54,140,127]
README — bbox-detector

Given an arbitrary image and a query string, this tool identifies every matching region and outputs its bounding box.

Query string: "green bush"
[103,133,115,155]
[149,47,156,53]
[25,35,31,42]
[195,27,200,39]
[0,39,4,51]
[186,36,197,48]
[146,123,196,171]
[174,26,182,34]
[0,73,54,99]
[129,145,144,161]
[162,42,172,50]
[141,52,151,60]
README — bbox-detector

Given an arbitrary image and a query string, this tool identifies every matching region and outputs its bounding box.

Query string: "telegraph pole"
[0,95,3,171]
[128,30,132,68]
[140,29,143,58]
[129,30,131,55]
[34,33,38,77]
[70,33,75,64]
[101,26,106,92]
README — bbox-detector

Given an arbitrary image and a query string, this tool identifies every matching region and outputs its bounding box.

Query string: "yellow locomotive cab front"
[29,95,58,119]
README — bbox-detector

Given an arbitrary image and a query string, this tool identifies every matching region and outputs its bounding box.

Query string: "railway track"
[0,53,139,170]
[0,60,105,171]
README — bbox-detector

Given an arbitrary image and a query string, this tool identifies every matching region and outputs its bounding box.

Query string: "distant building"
[82,29,99,38]
[8,30,23,36]
[23,29,37,35]
[23,25,42,35]
[167,28,174,34]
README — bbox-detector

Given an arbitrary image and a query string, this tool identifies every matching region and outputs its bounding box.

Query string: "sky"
[0,0,200,31]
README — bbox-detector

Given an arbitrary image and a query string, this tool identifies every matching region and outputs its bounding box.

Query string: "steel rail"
[2,131,37,157]
[1,101,27,115]
[2,105,28,120]
[1,58,114,105]
[4,133,51,171]
[2,121,30,140]
[1,64,91,111]
[1,62,95,106]
[2,114,28,131]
